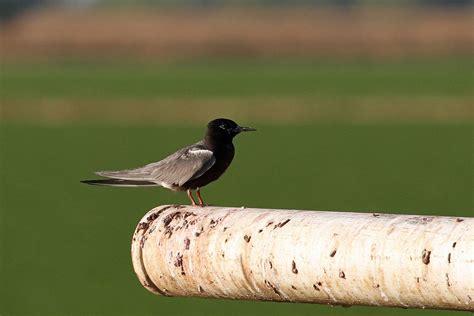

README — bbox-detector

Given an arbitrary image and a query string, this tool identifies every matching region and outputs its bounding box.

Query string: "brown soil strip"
[1,8,472,60]
[1,97,472,125]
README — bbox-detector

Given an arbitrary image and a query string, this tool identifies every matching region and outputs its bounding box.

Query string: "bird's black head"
[206,118,256,141]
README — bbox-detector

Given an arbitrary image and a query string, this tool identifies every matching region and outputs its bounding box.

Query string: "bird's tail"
[80,179,158,187]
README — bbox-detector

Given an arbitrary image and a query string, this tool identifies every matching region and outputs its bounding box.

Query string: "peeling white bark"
[131,205,473,311]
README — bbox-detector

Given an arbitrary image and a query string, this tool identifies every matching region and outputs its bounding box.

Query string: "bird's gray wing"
[95,143,215,186]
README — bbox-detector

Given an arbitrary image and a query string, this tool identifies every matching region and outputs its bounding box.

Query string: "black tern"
[81,118,256,206]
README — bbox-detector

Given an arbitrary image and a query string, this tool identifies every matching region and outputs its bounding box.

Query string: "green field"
[0,59,473,315]
[2,59,473,99]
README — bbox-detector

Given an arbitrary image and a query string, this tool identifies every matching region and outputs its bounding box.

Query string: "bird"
[81,118,256,206]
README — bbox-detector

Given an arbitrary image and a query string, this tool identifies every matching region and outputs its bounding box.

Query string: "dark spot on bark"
[372,213,380,217]
[317,281,323,286]
[291,260,298,274]
[264,280,282,297]
[174,218,188,231]
[446,273,450,287]
[147,212,159,222]
[184,211,196,219]
[266,221,274,227]
[452,242,457,248]
[224,238,228,243]
[244,235,251,243]
[269,261,273,269]
[137,207,168,232]
[406,216,434,225]
[223,227,228,231]
[163,212,181,227]
[422,217,434,224]
[339,271,346,279]
[258,229,263,233]
[456,218,464,222]
[221,252,225,258]
[174,253,183,267]
[194,227,204,237]
[184,237,190,250]
[174,253,185,275]
[139,236,147,248]
[209,217,223,229]
[374,284,380,288]
[313,284,320,291]
[291,285,297,290]
[467,295,472,301]
[198,285,204,293]
[274,219,291,229]
[280,219,291,227]
[416,277,420,283]
[448,253,451,263]
[137,222,149,231]
[330,249,337,257]
[422,249,431,265]
[164,228,173,238]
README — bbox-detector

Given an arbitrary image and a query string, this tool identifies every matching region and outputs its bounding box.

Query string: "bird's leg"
[187,189,197,206]
[196,187,205,207]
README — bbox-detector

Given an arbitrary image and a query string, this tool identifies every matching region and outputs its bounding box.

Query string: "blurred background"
[0,0,472,315]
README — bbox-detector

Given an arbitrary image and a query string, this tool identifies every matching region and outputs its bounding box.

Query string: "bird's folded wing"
[95,144,216,186]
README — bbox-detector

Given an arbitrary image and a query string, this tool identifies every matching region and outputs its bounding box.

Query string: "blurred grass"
[0,58,473,315]
[1,59,473,99]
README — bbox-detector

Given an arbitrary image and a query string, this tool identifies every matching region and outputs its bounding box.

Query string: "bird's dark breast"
[182,144,235,190]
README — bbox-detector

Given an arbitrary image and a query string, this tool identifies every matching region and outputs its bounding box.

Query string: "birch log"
[131,205,473,311]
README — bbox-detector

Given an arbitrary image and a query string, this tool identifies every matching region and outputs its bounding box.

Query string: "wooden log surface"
[131,205,473,311]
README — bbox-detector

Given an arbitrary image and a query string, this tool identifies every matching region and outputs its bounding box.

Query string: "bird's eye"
[219,124,226,130]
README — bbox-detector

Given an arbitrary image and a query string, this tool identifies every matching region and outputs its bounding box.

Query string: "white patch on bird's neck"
[188,149,212,156]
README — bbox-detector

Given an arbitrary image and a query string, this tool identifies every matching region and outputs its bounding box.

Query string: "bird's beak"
[238,126,257,133]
